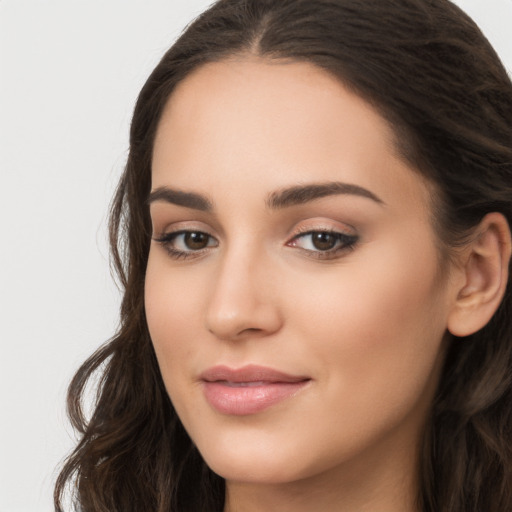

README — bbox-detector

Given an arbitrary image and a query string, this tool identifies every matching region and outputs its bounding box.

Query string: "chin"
[191,426,338,486]
[205,454,305,484]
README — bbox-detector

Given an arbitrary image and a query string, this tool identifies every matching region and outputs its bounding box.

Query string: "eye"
[153,230,218,259]
[287,230,358,259]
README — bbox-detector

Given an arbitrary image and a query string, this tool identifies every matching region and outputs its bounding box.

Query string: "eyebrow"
[147,186,213,211]
[147,181,384,211]
[266,182,384,209]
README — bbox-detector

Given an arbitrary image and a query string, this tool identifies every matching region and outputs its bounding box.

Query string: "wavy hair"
[55,1,512,510]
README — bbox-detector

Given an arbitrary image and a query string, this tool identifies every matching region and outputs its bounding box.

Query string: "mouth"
[200,364,311,416]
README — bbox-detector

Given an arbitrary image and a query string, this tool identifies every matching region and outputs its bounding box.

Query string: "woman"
[54,0,512,511]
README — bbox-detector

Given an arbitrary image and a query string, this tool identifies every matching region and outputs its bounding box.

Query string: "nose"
[205,250,283,341]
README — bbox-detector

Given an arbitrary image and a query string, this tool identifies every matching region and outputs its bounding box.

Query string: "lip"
[200,364,311,416]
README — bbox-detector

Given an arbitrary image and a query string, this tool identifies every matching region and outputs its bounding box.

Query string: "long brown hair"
[54,1,512,510]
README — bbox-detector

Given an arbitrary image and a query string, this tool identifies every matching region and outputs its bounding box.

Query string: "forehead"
[151,57,432,214]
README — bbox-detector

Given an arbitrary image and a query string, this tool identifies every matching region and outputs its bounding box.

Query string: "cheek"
[144,253,203,383]
[288,236,448,416]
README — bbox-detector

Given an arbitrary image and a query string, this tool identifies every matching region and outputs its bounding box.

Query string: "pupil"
[312,232,337,251]
[185,232,208,250]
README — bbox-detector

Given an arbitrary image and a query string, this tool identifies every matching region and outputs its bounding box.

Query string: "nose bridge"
[205,239,281,340]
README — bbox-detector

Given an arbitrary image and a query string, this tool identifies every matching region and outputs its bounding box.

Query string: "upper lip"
[200,364,310,383]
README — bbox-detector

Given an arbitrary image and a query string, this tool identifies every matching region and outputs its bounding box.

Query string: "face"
[145,58,457,487]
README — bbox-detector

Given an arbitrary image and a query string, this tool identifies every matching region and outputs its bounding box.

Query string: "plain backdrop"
[0,1,510,511]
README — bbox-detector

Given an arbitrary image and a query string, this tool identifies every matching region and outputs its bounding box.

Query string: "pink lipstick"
[200,365,310,415]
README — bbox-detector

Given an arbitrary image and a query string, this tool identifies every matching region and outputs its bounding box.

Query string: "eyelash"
[287,229,358,260]
[153,228,358,261]
[153,230,218,260]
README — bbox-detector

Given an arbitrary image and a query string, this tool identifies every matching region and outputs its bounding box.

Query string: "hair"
[54,1,512,511]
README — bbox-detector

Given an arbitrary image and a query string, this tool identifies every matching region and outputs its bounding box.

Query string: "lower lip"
[203,380,309,415]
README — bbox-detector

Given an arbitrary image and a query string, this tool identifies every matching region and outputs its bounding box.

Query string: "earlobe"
[447,212,511,337]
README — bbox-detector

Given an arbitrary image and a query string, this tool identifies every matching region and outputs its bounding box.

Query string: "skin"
[145,58,467,512]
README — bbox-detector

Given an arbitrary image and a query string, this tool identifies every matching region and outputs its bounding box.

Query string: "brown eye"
[288,230,358,259]
[154,230,218,259]
[184,231,210,250]
[311,232,338,251]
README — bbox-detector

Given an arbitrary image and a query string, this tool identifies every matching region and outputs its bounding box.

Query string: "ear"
[447,212,511,337]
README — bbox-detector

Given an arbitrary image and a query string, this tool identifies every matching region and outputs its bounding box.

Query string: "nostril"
[207,325,263,340]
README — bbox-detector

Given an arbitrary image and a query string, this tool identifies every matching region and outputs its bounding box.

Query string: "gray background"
[1,1,510,510]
